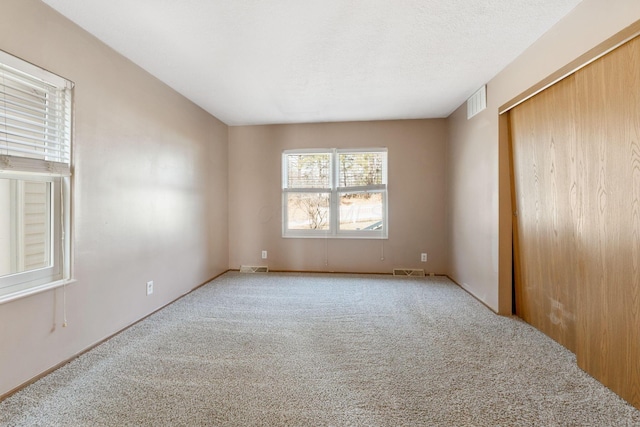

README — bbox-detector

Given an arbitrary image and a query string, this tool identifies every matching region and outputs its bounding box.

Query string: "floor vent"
[393,268,425,277]
[240,265,269,273]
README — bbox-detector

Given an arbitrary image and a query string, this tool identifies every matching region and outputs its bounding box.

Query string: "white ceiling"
[41,0,582,126]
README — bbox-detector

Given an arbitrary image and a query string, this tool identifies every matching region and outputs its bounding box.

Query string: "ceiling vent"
[467,85,487,119]
[239,265,269,273]
[393,268,425,277]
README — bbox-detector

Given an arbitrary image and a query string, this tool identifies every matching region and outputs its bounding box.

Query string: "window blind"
[338,152,385,188]
[0,51,72,175]
[285,153,331,189]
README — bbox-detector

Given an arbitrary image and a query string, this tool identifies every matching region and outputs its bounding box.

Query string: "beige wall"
[447,0,640,312]
[228,120,448,274]
[0,0,229,396]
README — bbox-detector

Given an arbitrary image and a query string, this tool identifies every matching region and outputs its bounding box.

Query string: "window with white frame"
[0,50,73,303]
[282,148,387,238]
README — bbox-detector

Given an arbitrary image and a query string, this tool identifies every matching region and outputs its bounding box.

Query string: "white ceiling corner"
[40,0,583,126]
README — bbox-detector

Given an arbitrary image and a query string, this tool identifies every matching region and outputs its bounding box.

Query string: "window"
[282,148,387,238]
[0,50,73,303]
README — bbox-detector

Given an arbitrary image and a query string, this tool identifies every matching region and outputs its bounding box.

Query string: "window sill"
[282,234,389,239]
[0,278,77,305]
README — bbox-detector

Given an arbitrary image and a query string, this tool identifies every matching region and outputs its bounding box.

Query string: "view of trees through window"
[338,153,383,188]
[284,150,386,235]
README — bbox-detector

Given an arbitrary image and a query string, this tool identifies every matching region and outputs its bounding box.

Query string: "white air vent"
[240,265,269,273]
[467,85,487,119]
[393,268,425,277]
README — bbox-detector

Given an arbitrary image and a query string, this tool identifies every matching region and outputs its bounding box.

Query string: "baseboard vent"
[393,268,425,277]
[240,265,269,273]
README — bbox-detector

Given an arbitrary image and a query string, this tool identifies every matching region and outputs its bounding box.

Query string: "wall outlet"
[262,250,268,259]
[146,280,154,295]
[421,253,427,262]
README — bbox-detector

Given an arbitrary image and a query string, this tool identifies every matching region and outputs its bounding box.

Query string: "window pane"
[286,192,330,230]
[0,178,51,277]
[285,153,331,189]
[338,152,384,187]
[339,192,384,231]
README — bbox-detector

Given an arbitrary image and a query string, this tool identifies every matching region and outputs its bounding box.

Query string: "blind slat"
[0,91,67,118]
[1,128,68,148]
[0,143,69,164]
[0,95,68,121]
[0,86,49,109]
[0,119,66,138]
[0,65,57,93]
[0,111,70,135]
[1,126,68,143]
[0,79,49,102]
[0,143,69,163]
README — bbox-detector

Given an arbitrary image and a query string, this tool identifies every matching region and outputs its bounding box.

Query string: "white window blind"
[337,151,385,190]
[0,50,72,175]
[285,153,331,189]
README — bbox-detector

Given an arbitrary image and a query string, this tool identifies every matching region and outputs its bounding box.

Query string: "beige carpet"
[1,272,639,426]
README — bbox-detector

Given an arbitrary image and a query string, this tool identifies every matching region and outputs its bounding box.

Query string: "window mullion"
[330,149,339,236]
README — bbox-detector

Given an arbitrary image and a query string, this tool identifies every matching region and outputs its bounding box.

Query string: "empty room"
[1,0,640,425]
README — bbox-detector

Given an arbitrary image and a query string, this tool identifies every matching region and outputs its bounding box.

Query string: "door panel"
[574,36,640,407]
[510,74,579,353]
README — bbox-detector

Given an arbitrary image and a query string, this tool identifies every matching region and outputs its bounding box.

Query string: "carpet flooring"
[1,272,639,426]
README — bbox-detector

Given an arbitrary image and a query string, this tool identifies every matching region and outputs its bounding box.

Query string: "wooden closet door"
[574,35,640,408]
[510,75,580,353]
[511,34,640,409]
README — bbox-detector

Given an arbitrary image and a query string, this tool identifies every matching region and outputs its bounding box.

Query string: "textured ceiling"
[41,0,582,125]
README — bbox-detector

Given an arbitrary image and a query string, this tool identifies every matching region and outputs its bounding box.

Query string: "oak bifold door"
[509,34,640,409]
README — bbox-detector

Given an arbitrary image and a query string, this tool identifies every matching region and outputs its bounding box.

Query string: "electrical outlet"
[146,280,154,295]
[421,253,427,262]
[262,250,267,259]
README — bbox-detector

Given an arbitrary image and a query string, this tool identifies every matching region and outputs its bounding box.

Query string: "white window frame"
[282,148,388,239]
[0,50,74,304]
